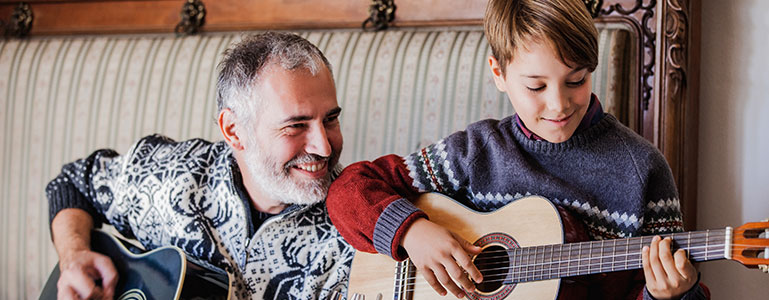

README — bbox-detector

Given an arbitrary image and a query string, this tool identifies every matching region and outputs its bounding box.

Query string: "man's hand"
[401,218,483,298]
[51,208,118,300]
[57,249,118,300]
[641,235,698,300]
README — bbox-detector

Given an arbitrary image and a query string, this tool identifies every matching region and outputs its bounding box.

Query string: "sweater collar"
[515,94,604,141]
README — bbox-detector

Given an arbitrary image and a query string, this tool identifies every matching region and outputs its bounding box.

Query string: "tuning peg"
[760,265,768,273]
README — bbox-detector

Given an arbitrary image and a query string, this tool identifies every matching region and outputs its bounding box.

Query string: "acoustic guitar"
[39,229,233,300]
[346,193,769,300]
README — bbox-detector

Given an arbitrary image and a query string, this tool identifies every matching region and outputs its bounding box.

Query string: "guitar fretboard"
[499,229,728,284]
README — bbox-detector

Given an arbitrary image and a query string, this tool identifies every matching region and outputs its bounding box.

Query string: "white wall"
[698,0,769,298]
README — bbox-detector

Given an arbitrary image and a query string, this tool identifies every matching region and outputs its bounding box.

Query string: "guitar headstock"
[731,220,769,273]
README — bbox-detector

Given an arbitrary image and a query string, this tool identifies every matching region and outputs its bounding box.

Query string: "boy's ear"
[488,55,508,92]
[218,108,245,151]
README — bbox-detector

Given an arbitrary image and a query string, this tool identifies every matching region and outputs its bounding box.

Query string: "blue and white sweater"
[47,135,354,300]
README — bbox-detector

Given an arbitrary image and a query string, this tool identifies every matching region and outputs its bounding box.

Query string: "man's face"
[241,64,343,206]
[490,39,593,143]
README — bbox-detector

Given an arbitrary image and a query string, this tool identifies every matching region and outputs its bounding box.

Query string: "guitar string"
[363,249,742,297]
[387,243,760,285]
[469,229,739,260]
[382,252,729,294]
[361,229,765,295]
[472,243,733,269]
[469,230,759,263]
[414,243,745,275]
[470,235,733,264]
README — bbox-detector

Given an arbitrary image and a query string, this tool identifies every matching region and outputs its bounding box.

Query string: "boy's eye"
[527,85,545,92]
[567,77,586,87]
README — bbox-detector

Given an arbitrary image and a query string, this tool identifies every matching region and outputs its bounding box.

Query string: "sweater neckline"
[510,113,617,154]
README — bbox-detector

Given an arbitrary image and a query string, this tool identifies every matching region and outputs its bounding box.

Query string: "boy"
[326,0,708,299]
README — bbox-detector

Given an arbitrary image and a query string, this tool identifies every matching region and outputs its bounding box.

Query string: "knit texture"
[326,113,705,300]
[47,135,353,300]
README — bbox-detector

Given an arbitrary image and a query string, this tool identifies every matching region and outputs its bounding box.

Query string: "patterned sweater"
[326,114,707,300]
[47,135,354,300]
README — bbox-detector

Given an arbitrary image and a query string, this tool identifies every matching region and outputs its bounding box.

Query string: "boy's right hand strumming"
[401,218,484,298]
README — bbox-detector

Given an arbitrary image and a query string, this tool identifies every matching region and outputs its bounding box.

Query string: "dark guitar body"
[39,230,231,300]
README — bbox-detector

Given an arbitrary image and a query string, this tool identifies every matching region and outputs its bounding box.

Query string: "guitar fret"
[535,246,541,281]
[610,239,616,272]
[705,230,709,261]
[525,248,534,281]
[566,244,573,276]
[598,240,605,272]
[547,244,554,280]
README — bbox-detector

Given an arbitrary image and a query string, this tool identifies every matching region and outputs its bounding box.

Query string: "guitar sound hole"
[474,245,509,293]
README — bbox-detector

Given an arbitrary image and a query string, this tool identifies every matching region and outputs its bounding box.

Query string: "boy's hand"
[641,235,698,300]
[401,218,483,298]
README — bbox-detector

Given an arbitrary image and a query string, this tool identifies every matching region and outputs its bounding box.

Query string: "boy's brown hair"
[484,0,598,75]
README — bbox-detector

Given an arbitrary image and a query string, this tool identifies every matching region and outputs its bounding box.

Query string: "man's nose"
[306,125,332,157]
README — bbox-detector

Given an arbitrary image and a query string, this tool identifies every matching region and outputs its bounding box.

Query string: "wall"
[698,0,769,298]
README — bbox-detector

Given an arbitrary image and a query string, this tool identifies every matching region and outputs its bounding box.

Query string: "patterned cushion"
[0,26,631,298]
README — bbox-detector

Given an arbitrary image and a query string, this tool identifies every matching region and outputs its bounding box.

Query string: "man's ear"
[218,108,245,151]
[488,55,508,92]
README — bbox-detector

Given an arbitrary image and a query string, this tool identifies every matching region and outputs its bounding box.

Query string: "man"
[46,32,353,300]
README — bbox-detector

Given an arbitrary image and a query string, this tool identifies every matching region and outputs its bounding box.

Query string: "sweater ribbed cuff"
[46,179,98,225]
[643,272,706,300]
[373,198,423,259]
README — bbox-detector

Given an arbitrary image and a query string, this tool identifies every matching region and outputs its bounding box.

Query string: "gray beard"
[241,137,338,206]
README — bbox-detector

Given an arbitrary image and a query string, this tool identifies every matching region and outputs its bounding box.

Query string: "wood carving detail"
[599,0,656,111]
[664,0,688,103]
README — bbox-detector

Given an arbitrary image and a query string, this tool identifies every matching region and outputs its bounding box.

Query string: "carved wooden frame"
[595,0,699,229]
[0,0,699,228]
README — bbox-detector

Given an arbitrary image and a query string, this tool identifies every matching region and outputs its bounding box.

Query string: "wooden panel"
[0,0,487,35]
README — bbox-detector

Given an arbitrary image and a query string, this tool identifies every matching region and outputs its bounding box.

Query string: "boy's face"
[489,40,592,143]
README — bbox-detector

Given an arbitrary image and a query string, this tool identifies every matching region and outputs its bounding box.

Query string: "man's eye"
[325,115,340,123]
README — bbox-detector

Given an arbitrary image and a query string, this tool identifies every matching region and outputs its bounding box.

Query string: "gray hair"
[216,32,333,125]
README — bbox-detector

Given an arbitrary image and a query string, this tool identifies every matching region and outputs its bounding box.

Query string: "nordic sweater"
[47,135,354,300]
[326,114,706,300]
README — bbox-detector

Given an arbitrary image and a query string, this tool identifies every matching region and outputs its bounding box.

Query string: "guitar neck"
[504,228,731,284]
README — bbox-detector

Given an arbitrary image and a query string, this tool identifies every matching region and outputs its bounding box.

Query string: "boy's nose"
[545,88,570,112]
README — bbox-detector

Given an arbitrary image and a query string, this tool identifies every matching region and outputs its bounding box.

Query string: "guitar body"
[348,194,565,300]
[39,229,232,300]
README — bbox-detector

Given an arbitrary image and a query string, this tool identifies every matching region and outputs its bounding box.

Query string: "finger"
[454,246,483,289]
[648,236,668,283]
[446,255,475,292]
[422,268,448,296]
[456,240,483,283]
[57,284,79,300]
[67,269,100,299]
[93,257,118,300]
[459,237,482,255]
[641,245,656,283]
[658,237,680,281]
[674,249,696,280]
[434,265,465,298]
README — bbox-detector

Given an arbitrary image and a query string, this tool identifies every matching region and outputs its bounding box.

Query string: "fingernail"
[643,246,649,251]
